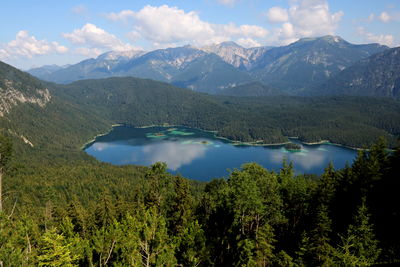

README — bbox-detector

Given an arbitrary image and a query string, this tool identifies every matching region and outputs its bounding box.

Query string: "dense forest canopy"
[1,136,399,266]
[0,60,399,265]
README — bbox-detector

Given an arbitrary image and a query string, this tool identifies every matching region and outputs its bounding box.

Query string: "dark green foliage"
[215,81,285,97]
[0,134,12,170]
[0,143,399,265]
[53,76,400,148]
[334,198,381,266]
[1,59,399,265]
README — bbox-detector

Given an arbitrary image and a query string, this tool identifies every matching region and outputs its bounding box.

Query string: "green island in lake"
[284,143,302,151]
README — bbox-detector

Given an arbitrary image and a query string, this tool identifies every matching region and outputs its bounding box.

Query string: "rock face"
[0,61,51,117]
[200,41,269,70]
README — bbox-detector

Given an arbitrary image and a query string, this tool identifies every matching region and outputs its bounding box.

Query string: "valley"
[0,27,399,265]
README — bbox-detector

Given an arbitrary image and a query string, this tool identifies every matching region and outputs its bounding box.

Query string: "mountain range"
[27,35,397,97]
[315,47,400,97]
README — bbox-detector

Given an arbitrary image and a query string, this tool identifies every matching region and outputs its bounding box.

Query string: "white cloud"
[379,12,391,23]
[217,0,237,6]
[357,27,394,47]
[106,10,135,21]
[106,5,268,47]
[267,7,289,23]
[63,23,137,56]
[266,0,344,45]
[0,30,68,60]
[378,11,400,23]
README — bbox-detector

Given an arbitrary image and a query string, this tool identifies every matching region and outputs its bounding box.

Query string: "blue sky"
[1,0,399,69]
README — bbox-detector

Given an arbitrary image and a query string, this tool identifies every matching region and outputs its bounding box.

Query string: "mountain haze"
[27,35,388,96]
[316,47,400,97]
[250,36,388,93]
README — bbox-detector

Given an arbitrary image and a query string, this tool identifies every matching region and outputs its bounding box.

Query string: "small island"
[284,143,302,151]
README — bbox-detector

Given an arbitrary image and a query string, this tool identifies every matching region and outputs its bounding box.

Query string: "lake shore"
[83,124,367,151]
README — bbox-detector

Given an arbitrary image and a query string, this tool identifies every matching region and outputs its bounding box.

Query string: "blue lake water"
[84,126,358,181]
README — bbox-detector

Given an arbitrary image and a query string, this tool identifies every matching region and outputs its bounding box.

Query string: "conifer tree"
[37,228,78,267]
[335,198,381,266]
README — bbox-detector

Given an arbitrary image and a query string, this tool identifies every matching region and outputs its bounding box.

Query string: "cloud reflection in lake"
[142,141,207,170]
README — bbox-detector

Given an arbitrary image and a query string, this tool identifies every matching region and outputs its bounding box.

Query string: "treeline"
[54,78,400,148]
[1,138,399,266]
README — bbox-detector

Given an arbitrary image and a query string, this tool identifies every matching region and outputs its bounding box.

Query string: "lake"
[84,125,358,181]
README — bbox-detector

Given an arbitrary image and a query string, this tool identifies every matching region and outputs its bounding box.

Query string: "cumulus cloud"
[267,7,289,23]
[63,23,136,56]
[357,27,394,47]
[0,30,68,60]
[266,0,343,45]
[106,5,268,47]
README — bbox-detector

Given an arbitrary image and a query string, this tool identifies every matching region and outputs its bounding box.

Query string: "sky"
[1,0,399,69]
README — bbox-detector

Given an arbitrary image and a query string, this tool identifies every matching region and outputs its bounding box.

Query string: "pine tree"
[37,228,78,267]
[335,198,381,266]
[307,205,335,266]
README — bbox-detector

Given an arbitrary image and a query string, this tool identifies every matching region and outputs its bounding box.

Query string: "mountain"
[251,35,388,93]
[170,53,254,93]
[114,46,206,82]
[27,64,66,77]
[27,36,388,95]
[215,81,284,97]
[29,50,145,84]
[30,46,254,94]
[200,41,270,70]
[0,61,51,117]
[315,47,400,97]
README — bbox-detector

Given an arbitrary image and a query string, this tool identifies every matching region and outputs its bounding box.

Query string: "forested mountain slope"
[0,60,399,266]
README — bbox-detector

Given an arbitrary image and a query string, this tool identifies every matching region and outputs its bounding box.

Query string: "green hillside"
[0,60,400,265]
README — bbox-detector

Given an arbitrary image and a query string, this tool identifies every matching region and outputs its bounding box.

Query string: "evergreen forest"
[0,61,399,266]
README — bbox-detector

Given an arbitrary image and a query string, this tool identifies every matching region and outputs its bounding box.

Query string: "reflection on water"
[142,141,206,170]
[85,126,358,181]
[269,148,326,171]
[92,142,114,152]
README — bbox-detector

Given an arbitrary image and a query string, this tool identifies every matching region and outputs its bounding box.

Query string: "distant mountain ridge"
[315,47,400,97]
[250,35,388,93]
[27,36,388,95]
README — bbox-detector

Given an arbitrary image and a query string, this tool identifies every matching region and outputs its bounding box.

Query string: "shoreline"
[82,123,366,151]
[80,125,119,150]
